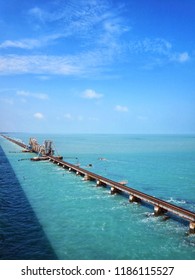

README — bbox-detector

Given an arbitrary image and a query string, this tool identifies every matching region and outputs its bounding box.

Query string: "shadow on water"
[0,145,58,260]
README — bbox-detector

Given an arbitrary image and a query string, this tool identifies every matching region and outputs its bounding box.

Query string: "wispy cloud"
[0,55,80,75]
[0,2,134,77]
[0,0,190,78]
[0,49,121,76]
[27,1,125,36]
[0,39,42,50]
[115,105,128,112]
[127,38,190,66]
[28,7,47,23]
[27,0,129,62]
[128,38,172,55]
[16,90,49,100]
[16,90,29,97]
[0,33,64,50]
[82,89,103,99]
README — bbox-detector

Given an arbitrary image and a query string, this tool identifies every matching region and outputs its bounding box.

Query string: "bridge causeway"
[1,134,195,234]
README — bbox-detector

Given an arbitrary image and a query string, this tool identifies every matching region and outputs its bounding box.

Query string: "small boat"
[54,156,63,160]
[98,157,107,161]
[119,180,128,186]
[22,149,31,153]
[30,156,49,161]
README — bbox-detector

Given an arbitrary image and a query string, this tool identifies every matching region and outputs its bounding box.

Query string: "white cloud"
[115,105,128,112]
[177,52,190,63]
[169,51,190,64]
[64,113,73,120]
[82,89,103,99]
[34,112,44,119]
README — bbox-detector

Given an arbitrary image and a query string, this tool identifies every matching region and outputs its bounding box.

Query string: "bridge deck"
[48,156,195,223]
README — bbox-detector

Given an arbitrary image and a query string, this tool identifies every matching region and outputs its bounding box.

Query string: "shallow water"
[0,133,195,259]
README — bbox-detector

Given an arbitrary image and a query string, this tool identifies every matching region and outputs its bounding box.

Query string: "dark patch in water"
[0,145,58,260]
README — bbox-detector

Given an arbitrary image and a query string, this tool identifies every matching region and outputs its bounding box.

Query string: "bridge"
[1,134,195,234]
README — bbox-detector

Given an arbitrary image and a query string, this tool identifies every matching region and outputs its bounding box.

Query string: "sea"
[0,133,195,260]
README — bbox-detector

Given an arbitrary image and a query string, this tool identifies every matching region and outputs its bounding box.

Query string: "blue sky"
[0,0,195,134]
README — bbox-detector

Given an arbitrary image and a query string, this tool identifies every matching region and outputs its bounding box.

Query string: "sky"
[0,0,195,134]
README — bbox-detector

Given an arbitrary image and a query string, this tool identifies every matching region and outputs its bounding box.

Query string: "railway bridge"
[1,134,195,234]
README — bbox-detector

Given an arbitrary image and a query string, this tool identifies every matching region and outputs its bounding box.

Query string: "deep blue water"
[0,145,57,260]
[0,133,195,260]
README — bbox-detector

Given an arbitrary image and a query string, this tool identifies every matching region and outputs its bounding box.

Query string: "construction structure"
[28,138,54,157]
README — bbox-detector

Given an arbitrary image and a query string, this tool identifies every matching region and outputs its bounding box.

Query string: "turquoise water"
[0,133,195,259]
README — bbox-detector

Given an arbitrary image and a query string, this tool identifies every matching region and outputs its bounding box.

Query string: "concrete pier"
[84,174,93,181]
[111,186,117,195]
[96,180,107,187]
[129,194,141,203]
[189,222,195,234]
[154,206,167,216]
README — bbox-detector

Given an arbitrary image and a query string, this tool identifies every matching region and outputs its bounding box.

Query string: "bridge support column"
[84,174,91,181]
[189,222,195,234]
[129,195,141,203]
[111,186,117,195]
[96,180,107,187]
[69,167,72,171]
[96,180,103,187]
[96,180,101,187]
[76,171,80,176]
[154,206,166,216]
